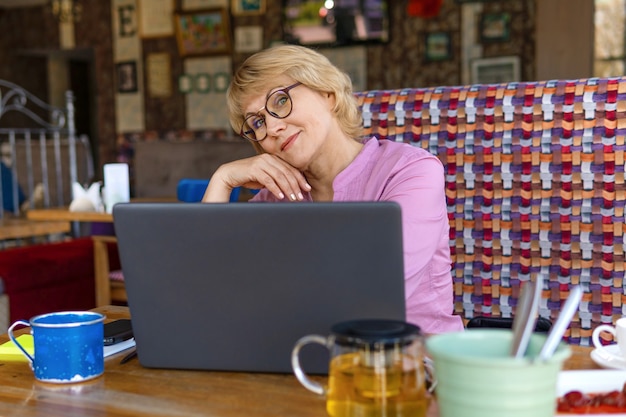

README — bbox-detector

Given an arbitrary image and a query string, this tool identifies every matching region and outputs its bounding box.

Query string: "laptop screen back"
[113,201,406,374]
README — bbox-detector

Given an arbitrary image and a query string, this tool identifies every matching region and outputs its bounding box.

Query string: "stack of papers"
[0,335,136,362]
[104,338,135,357]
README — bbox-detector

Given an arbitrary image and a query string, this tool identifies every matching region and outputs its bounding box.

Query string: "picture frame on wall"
[178,74,194,94]
[470,56,520,84]
[116,61,138,93]
[138,0,174,38]
[174,8,231,57]
[455,0,504,3]
[234,26,264,53]
[182,0,228,9]
[424,32,452,62]
[231,0,265,16]
[146,53,172,98]
[480,12,511,43]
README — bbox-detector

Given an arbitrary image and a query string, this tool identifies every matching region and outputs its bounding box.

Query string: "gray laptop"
[112,201,405,374]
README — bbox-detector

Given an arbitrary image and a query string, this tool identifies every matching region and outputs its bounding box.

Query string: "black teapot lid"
[331,319,421,346]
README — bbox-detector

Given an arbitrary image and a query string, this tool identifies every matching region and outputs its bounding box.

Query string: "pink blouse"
[251,138,464,334]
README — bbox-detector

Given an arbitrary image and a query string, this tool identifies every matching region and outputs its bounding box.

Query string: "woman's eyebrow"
[242,99,266,117]
[265,84,290,97]
[242,84,290,117]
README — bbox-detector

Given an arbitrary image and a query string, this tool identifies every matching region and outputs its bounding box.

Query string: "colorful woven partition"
[355,77,626,346]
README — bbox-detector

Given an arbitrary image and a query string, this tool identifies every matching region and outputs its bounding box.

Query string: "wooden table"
[26,208,113,223]
[0,217,70,241]
[25,198,176,223]
[0,305,601,417]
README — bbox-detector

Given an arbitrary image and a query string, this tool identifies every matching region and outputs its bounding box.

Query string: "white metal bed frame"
[0,79,93,220]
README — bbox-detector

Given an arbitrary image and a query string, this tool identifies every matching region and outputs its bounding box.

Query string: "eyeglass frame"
[239,82,303,142]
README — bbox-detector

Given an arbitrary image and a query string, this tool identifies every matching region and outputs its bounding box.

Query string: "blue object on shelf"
[176,179,240,203]
[1,161,26,212]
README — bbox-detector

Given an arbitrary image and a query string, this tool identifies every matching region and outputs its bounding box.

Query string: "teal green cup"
[426,330,571,417]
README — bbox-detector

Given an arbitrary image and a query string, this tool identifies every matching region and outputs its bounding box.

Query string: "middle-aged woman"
[203,44,464,334]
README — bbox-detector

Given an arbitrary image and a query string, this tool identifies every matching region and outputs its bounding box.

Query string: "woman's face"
[241,78,336,170]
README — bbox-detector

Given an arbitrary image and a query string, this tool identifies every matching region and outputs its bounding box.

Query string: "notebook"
[112,201,406,374]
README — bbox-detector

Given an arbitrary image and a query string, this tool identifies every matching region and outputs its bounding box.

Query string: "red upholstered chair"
[0,238,97,323]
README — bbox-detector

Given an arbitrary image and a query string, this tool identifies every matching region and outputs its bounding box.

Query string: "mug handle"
[8,320,34,363]
[592,324,619,358]
[291,335,329,396]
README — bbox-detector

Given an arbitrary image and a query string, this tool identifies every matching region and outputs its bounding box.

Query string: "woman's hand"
[202,154,311,202]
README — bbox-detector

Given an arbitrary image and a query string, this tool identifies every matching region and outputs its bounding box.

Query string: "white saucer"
[590,345,626,370]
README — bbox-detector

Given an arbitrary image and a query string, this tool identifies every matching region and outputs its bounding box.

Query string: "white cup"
[592,317,626,360]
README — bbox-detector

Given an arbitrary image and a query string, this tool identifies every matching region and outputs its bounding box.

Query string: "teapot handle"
[291,334,329,396]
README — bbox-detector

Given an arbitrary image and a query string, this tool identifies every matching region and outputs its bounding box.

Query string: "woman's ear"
[326,91,336,109]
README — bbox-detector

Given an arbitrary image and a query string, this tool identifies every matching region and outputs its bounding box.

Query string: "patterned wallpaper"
[0,6,57,122]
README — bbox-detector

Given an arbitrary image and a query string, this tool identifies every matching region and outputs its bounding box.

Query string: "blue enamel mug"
[8,311,105,383]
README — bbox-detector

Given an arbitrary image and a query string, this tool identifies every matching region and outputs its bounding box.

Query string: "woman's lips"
[280,133,298,151]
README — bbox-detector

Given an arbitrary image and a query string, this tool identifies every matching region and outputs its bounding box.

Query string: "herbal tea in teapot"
[292,319,431,417]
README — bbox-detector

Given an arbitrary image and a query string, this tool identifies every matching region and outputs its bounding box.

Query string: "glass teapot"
[291,319,432,417]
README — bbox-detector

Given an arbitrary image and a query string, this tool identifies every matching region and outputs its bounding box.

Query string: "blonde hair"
[227,45,362,152]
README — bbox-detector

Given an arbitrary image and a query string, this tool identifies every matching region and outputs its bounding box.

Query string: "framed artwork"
[146,53,172,98]
[424,32,452,62]
[139,0,174,38]
[183,0,228,9]
[480,12,511,43]
[195,73,212,93]
[179,74,194,93]
[174,8,231,56]
[232,0,265,16]
[213,72,230,92]
[470,56,520,84]
[234,26,263,53]
[177,72,231,94]
[116,61,138,93]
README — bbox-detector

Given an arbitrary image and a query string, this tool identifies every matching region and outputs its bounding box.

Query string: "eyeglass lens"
[241,85,298,141]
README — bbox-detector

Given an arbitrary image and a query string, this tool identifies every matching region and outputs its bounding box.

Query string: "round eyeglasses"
[239,82,302,142]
